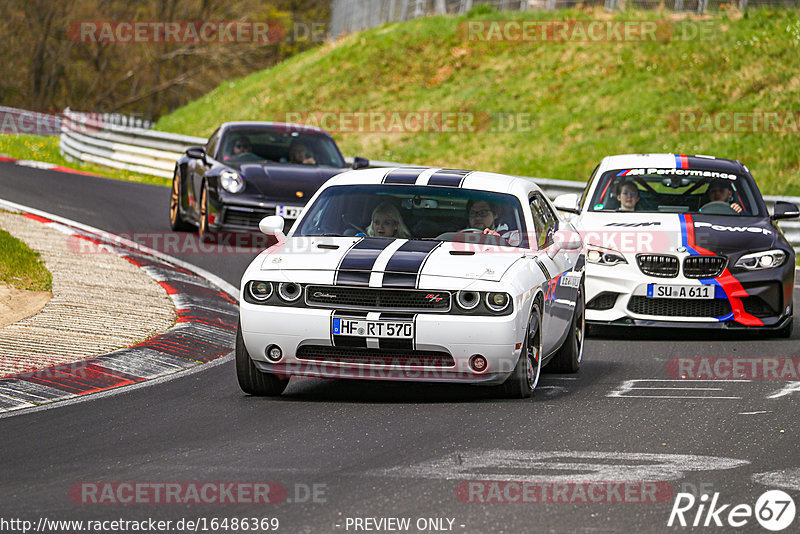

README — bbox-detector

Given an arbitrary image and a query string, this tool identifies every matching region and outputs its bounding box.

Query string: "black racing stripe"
[383,167,428,184]
[685,156,742,175]
[382,240,442,288]
[376,313,415,351]
[335,237,393,286]
[331,310,369,348]
[427,169,470,187]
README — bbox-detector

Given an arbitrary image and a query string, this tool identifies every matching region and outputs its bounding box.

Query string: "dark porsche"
[169,121,368,237]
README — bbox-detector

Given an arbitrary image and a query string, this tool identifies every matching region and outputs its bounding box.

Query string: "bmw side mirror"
[553,193,580,214]
[259,215,286,238]
[772,201,800,220]
[186,146,207,165]
[352,157,370,170]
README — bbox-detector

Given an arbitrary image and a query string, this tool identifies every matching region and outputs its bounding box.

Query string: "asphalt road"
[1,161,799,534]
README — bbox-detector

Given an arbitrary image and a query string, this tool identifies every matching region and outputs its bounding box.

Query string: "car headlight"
[734,250,786,270]
[485,292,511,313]
[248,281,273,301]
[220,170,244,194]
[456,291,480,310]
[587,248,627,266]
[278,282,303,302]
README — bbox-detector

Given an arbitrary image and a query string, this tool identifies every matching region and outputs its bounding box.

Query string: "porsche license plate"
[648,284,714,299]
[276,205,302,219]
[332,318,414,338]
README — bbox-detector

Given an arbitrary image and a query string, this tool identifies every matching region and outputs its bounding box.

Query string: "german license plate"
[648,284,714,299]
[332,318,414,338]
[276,205,302,219]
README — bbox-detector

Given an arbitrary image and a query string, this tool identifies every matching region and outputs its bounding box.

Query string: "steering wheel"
[460,227,486,233]
[700,201,738,215]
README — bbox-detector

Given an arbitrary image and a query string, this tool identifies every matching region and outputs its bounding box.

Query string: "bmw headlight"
[220,170,244,194]
[587,247,627,266]
[735,250,786,270]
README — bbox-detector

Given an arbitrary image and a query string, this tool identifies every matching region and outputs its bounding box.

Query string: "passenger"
[366,202,411,238]
[617,180,640,212]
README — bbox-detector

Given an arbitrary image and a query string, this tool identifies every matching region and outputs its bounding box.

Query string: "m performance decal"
[680,214,762,326]
[383,167,428,184]
[382,240,442,288]
[335,238,394,286]
[426,169,471,187]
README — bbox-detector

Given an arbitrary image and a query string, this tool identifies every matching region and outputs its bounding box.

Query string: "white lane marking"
[767,382,800,399]
[739,411,770,415]
[371,450,748,482]
[608,379,749,399]
[753,469,800,492]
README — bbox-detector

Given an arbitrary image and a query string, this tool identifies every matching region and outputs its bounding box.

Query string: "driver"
[228,136,252,159]
[706,178,743,213]
[464,200,519,246]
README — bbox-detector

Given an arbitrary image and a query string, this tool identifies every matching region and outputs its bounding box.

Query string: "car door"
[529,193,575,355]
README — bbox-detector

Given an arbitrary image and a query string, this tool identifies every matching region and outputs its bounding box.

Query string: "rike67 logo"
[668,490,796,531]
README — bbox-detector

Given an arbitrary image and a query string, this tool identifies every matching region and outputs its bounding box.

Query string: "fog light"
[469,354,488,373]
[265,345,283,362]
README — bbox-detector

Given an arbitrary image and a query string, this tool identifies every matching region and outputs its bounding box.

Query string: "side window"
[206,129,221,160]
[529,194,557,249]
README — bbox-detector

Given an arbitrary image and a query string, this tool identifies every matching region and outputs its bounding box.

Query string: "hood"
[231,163,343,202]
[578,212,775,256]
[259,237,525,282]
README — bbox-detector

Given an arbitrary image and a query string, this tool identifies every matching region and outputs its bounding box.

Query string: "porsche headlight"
[587,247,627,266]
[735,250,786,270]
[220,170,244,194]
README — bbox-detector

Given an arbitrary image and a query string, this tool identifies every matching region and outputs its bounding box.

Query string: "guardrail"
[60,108,204,178]
[57,108,799,248]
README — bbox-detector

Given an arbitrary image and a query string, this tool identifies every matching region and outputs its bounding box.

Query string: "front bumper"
[239,302,525,385]
[584,259,794,328]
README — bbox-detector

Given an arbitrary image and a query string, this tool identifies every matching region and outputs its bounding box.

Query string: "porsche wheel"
[198,184,213,242]
[169,169,193,231]
[548,282,584,373]
[498,302,542,399]
[235,320,289,396]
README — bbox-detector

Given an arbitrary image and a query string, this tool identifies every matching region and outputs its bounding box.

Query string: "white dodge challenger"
[236,167,586,398]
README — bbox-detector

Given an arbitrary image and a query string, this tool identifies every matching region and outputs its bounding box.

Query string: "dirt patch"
[0,283,51,328]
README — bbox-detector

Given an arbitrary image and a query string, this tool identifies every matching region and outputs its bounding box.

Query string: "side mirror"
[186,146,207,165]
[553,193,580,214]
[772,201,800,220]
[259,215,286,238]
[352,156,370,170]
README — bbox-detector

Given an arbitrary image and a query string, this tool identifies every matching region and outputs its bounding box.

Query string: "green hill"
[157,7,800,196]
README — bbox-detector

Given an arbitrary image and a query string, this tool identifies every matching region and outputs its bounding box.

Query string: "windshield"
[295,185,529,247]
[588,169,764,216]
[219,128,345,168]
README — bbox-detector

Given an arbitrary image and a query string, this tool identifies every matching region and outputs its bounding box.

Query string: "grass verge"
[0,227,52,292]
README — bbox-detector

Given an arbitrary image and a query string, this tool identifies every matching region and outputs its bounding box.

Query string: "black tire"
[235,320,289,396]
[547,282,585,373]
[776,316,793,338]
[198,183,215,242]
[169,168,193,231]
[497,302,542,399]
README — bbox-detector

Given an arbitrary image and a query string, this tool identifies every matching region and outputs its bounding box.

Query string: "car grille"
[627,296,732,317]
[637,255,679,278]
[683,256,726,278]
[586,292,618,310]
[296,345,455,367]
[306,286,451,312]
[222,208,272,229]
